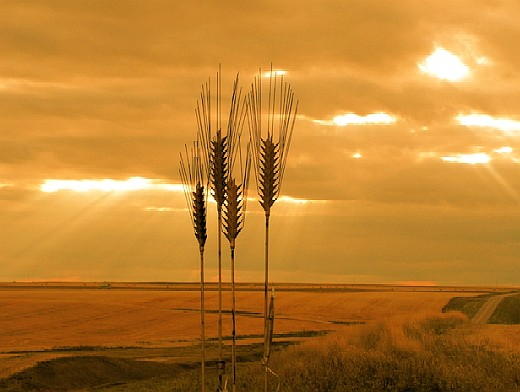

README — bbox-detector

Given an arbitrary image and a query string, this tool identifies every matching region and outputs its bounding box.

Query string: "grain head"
[247,66,298,216]
[179,142,209,249]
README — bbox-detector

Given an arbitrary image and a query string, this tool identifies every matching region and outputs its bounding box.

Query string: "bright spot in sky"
[40,177,184,193]
[278,195,310,204]
[262,70,287,78]
[0,78,23,90]
[456,114,520,132]
[319,112,396,126]
[441,153,491,165]
[494,146,513,154]
[333,113,396,126]
[311,113,396,127]
[352,152,363,159]
[418,48,470,81]
[144,206,175,212]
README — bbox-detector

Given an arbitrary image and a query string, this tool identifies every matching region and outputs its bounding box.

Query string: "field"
[0,284,518,391]
[490,294,520,324]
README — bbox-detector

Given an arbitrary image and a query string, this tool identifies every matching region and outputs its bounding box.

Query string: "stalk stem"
[199,246,206,392]
[231,245,237,392]
[217,209,223,366]
[264,212,270,392]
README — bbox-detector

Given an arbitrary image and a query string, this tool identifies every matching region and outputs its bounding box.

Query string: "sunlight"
[0,78,27,90]
[352,152,363,159]
[278,195,310,204]
[262,69,287,78]
[456,114,520,132]
[485,164,520,202]
[441,153,491,165]
[494,146,513,154]
[313,112,396,127]
[333,113,396,126]
[144,206,175,212]
[40,177,184,193]
[247,195,323,206]
[418,48,470,81]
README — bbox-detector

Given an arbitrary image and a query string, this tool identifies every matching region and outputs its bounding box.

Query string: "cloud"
[40,177,183,193]
[312,112,397,126]
[456,113,520,132]
[1,0,520,283]
[494,146,513,154]
[441,152,491,164]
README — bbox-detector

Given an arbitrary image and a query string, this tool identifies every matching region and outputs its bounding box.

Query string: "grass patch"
[0,339,294,391]
[4,315,520,391]
[0,356,188,392]
[95,315,520,392]
[489,294,520,324]
[442,293,495,318]
[404,314,465,341]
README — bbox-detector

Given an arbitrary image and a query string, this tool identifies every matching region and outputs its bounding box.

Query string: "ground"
[0,283,517,391]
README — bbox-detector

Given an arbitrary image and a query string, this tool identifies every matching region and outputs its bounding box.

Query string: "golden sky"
[1,0,520,285]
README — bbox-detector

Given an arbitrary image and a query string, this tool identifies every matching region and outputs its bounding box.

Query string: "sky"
[1,0,520,285]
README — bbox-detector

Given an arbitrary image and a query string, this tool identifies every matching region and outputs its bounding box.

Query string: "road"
[472,293,516,324]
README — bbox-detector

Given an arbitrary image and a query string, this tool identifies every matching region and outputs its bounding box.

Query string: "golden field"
[0,285,518,391]
[0,286,481,352]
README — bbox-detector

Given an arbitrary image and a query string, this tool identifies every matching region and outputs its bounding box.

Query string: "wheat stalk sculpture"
[246,66,298,392]
[196,69,247,391]
[179,141,208,392]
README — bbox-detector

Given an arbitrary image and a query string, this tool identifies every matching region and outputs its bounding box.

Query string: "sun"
[419,48,470,81]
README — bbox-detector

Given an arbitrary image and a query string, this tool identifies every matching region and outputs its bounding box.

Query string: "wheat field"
[0,286,518,391]
[0,288,476,351]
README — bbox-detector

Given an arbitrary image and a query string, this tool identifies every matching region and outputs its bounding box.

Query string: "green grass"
[441,293,495,318]
[489,294,520,324]
[0,356,187,392]
[0,340,286,391]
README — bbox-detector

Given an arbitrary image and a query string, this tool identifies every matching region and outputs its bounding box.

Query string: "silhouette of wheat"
[196,69,250,392]
[222,117,251,392]
[195,71,230,390]
[179,142,208,392]
[246,66,298,392]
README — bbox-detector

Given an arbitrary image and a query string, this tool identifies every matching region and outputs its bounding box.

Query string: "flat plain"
[0,283,518,391]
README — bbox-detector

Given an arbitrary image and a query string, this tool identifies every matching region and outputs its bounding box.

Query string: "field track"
[472,293,516,324]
